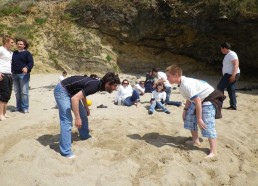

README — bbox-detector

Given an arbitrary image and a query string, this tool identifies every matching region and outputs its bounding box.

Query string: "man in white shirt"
[0,35,15,120]
[217,42,240,110]
[134,81,145,95]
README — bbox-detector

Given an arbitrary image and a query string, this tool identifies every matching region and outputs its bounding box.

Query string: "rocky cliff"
[66,0,258,77]
[1,0,258,78]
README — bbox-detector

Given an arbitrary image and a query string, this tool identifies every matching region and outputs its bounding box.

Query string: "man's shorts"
[184,102,217,139]
[0,73,13,102]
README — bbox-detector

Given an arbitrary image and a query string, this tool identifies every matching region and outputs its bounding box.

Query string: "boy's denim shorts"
[184,102,217,139]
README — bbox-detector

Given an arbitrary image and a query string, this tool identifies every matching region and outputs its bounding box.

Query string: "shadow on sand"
[127,132,209,154]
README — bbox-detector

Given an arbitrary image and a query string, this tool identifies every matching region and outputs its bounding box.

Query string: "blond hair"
[2,35,15,45]
[166,65,182,76]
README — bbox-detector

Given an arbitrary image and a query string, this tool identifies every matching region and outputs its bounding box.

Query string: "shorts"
[0,73,13,102]
[184,102,217,139]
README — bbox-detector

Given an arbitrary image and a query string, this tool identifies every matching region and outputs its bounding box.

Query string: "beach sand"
[0,73,257,185]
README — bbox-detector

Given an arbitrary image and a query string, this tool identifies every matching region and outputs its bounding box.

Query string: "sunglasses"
[123,82,129,85]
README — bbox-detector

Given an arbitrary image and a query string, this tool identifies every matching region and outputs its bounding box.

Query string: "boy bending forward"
[166,65,224,158]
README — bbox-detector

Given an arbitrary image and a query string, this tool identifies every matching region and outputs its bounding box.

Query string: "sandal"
[97,104,108,108]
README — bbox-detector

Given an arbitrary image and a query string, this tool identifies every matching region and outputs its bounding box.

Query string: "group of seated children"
[114,69,182,114]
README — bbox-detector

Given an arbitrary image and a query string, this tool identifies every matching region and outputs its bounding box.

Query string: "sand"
[0,73,257,186]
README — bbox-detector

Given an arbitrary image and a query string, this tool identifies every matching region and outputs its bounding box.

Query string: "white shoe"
[67,154,77,159]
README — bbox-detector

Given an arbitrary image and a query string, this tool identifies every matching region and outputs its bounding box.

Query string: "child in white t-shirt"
[148,82,170,115]
[58,70,67,83]
[166,65,217,159]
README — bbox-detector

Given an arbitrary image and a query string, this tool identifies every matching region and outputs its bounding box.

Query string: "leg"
[156,101,168,112]
[129,89,140,103]
[205,138,217,158]
[184,103,200,145]
[78,101,91,140]
[165,86,182,106]
[0,102,6,120]
[20,73,30,112]
[227,73,240,109]
[149,101,156,114]
[54,83,74,157]
[201,104,217,158]
[12,74,22,111]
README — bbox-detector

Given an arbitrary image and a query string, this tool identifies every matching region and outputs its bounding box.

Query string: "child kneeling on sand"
[166,65,225,158]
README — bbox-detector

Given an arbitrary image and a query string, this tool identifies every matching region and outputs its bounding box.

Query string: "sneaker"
[165,111,171,114]
[148,111,153,115]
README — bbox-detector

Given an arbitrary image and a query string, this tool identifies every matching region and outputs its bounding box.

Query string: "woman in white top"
[0,35,15,120]
[115,79,140,106]
[148,82,170,115]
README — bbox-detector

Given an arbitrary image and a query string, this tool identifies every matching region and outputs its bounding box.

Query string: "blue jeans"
[54,83,90,157]
[217,73,240,109]
[123,89,140,106]
[12,73,30,111]
[165,86,182,107]
[149,101,168,113]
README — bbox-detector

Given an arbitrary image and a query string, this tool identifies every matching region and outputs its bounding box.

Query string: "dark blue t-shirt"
[61,76,104,97]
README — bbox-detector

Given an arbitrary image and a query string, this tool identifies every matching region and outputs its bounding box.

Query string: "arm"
[22,52,34,74]
[192,97,207,129]
[71,90,85,129]
[182,100,191,121]
[229,59,239,83]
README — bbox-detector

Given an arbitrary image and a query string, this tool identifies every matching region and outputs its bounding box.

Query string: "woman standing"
[0,35,15,120]
[12,38,34,113]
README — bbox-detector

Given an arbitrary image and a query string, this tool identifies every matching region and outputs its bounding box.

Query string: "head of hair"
[2,35,15,45]
[166,65,182,77]
[156,82,166,92]
[151,68,159,73]
[101,72,120,85]
[220,42,231,49]
[16,38,29,49]
[62,70,67,75]
[122,79,129,84]
[139,80,145,84]
[90,74,98,79]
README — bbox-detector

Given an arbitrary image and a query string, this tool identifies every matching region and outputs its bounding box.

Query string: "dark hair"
[220,42,231,49]
[62,70,67,75]
[122,79,129,84]
[16,38,29,49]
[90,74,98,79]
[151,68,159,73]
[139,80,145,84]
[101,72,120,85]
[156,82,166,92]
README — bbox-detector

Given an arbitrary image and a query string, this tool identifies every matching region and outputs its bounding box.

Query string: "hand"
[229,75,236,83]
[85,107,90,116]
[0,73,3,81]
[197,119,207,129]
[22,67,28,74]
[75,118,82,129]
[182,110,187,121]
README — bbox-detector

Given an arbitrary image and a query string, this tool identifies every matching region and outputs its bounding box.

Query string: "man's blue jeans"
[165,86,182,107]
[54,83,90,157]
[217,73,240,109]
[149,101,168,113]
[12,73,30,111]
[123,89,140,106]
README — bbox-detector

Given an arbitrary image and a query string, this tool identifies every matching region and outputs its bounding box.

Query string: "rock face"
[67,0,258,77]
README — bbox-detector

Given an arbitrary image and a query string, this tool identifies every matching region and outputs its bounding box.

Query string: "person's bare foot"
[204,152,217,159]
[185,140,201,147]
[0,116,6,121]
[4,115,10,118]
